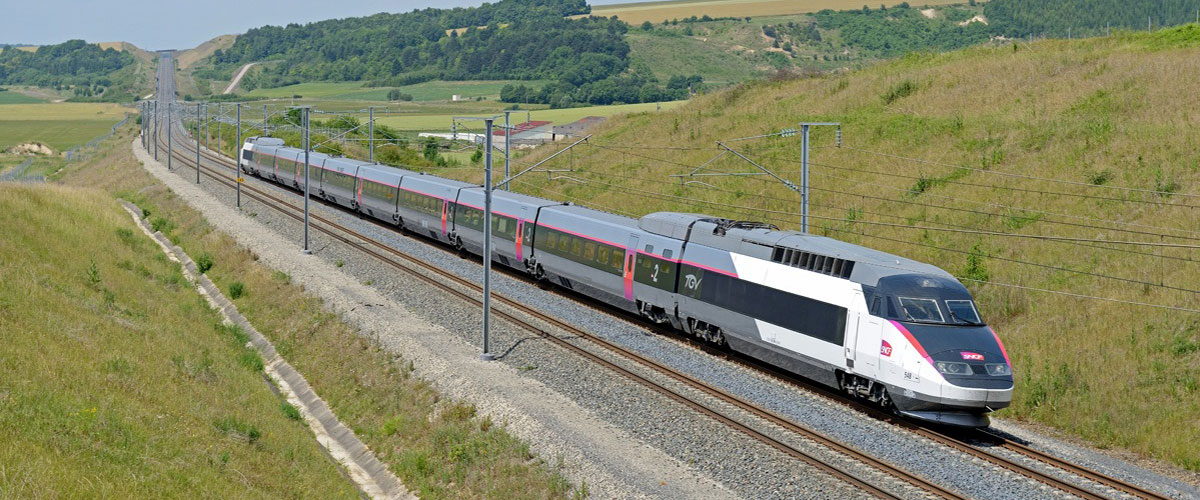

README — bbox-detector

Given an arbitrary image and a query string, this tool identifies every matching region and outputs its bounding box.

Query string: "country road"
[222,62,256,94]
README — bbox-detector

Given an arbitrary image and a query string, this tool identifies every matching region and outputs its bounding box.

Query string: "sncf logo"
[880,340,893,357]
[960,352,984,361]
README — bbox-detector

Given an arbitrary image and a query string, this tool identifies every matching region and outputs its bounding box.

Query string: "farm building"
[553,116,606,140]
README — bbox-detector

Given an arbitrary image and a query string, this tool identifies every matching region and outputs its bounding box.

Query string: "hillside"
[442,26,1200,470]
[0,184,358,497]
[0,40,152,102]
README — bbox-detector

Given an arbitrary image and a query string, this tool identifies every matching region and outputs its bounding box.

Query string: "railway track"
[152,129,964,500]
[152,124,1177,500]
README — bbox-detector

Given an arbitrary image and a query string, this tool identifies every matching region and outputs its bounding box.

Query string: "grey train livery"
[242,137,1014,427]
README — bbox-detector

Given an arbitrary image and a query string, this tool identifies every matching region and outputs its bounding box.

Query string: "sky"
[0,0,632,50]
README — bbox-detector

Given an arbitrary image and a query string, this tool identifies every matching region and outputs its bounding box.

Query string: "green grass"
[0,102,129,151]
[437,28,1200,471]
[0,91,45,104]
[245,80,546,102]
[0,184,358,498]
[373,100,687,131]
[60,125,583,498]
[628,31,766,84]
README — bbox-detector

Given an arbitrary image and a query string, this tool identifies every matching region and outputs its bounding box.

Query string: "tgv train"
[241,137,1014,427]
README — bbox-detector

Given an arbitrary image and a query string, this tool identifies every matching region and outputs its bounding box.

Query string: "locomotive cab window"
[898,297,944,323]
[945,300,981,325]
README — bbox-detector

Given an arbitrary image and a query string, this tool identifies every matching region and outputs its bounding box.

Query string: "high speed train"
[241,136,1014,427]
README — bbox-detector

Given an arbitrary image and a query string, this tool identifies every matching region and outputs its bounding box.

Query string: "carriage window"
[945,300,981,324]
[583,242,596,260]
[597,246,610,266]
[871,296,881,315]
[662,249,673,259]
[899,297,944,323]
[644,245,654,254]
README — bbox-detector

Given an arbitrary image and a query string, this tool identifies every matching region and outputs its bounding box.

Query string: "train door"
[623,235,639,301]
[854,314,882,379]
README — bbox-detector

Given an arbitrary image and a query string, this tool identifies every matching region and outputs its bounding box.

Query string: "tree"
[640,21,654,30]
[422,137,439,162]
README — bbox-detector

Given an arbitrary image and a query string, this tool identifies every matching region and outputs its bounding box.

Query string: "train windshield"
[898,297,944,323]
[945,300,981,324]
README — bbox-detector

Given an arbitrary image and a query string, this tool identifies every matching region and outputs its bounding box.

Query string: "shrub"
[280,402,303,421]
[196,253,214,274]
[228,281,245,299]
[882,79,918,105]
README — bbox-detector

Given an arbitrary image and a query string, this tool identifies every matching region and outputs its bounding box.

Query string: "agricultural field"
[370,100,686,131]
[587,0,974,25]
[0,103,129,152]
[244,80,549,102]
[0,183,359,498]
[0,90,45,104]
[437,27,1200,470]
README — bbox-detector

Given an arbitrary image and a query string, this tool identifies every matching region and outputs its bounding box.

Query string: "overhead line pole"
[481,118,495,362]
[236,103,242,209]
[368,106,375,163]
[196,102,201,184]
[152,100,158,160]
[167,102,173,170]
[503,110,511,190]
[302,106,312,254]
[216,103,222,155]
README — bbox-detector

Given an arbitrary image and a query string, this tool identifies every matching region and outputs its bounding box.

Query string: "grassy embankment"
[585,0,971,26]
[0,102,128,151]
[0,184,359,497]
[55,127,582,498]
[441,27,1200,470]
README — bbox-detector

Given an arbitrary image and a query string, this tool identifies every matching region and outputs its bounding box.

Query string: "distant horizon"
[2,0,647,51]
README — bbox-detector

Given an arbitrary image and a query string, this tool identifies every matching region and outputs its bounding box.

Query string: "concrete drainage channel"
[118,199,415,500]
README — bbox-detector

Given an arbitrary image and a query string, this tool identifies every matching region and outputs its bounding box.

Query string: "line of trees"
[500,73,701,107]
[985,0,1200,37]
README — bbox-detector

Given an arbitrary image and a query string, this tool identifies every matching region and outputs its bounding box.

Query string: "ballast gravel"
[143,138,1200,500]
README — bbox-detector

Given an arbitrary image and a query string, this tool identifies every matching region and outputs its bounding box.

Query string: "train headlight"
[985,363,1012,376]
[935,361,970,375]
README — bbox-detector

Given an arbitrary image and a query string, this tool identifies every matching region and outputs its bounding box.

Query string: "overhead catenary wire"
[544,169,1200,295]
[584,142,1200,234]
[525,175,1198,311]
[840,144,1200,201]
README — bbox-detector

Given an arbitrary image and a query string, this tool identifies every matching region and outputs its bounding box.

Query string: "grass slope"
[0,184,358,497]
[57,127,581,498]
[443,27,1200,470]
[0,103,128,151]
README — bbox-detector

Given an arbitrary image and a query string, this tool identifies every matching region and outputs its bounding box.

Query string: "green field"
[0,184,358,498]
[0,103,129,151]
[0,91,46,104]
[587,0,974,24]
[372,100,687,131]
[246,80,547,102]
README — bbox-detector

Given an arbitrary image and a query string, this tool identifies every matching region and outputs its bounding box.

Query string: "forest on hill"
[0,40,134,93]
[207,0,703,105]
